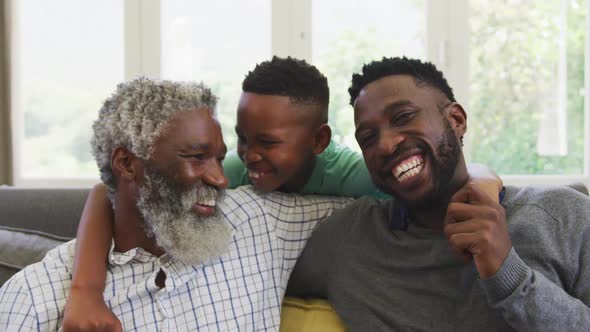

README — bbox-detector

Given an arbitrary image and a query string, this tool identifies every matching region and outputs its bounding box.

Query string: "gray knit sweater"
[287,185,590,331]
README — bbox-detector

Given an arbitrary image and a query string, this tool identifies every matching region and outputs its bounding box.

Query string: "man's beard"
[377,119,461,209]
[412,120,461,209]
[135,166,232,265]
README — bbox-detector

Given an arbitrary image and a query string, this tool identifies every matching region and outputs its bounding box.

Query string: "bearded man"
[286,57,590,331]
[0,78,348,331]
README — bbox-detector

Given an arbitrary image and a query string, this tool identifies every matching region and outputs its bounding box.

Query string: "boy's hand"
[466,163,503,202]
[443,183,512,279]
[62,287,122,332]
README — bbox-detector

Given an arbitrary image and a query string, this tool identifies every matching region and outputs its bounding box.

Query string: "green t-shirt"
[222,140,388,198]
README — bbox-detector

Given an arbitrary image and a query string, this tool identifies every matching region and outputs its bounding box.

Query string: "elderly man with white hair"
[0,78,349,331]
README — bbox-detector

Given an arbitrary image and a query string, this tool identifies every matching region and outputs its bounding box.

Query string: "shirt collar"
[389,187,506,231]
[107,240,232,292]
[107,240,159,265]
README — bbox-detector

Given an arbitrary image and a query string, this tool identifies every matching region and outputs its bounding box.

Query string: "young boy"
[225,56,386,197]
[62,57,501,330]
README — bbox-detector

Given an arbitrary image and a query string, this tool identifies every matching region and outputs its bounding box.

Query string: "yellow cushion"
[280,297,345,332]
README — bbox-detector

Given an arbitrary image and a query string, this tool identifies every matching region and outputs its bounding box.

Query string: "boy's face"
[235,92,318,193]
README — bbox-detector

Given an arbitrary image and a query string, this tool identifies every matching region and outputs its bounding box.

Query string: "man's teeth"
[397,164,423,182]
[393,156,424,182]
[199,199,216,207]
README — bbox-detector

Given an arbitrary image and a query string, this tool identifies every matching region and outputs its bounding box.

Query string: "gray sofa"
[1,184,588,286]
[0,187,90,284]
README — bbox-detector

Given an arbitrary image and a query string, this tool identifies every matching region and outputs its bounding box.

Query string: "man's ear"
[446,102,467,139]
[312,124,332,155]
[111,147,142,182]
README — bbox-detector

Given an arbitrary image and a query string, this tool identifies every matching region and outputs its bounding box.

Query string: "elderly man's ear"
[111,147,143,183]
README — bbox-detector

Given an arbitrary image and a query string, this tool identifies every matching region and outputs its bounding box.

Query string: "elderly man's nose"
[204,161,229,189]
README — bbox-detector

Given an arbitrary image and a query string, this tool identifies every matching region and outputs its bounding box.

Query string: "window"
[467,0,587,177]
[160,0,271,150]
[11,0,124,185]
[9,0,590,187]
[311,0,426,149]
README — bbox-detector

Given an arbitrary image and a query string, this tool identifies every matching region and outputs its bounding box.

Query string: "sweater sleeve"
[479,188,590,331]
[479,248,590,331]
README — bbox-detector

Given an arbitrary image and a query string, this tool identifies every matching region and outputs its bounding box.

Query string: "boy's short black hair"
[348,57,455,106]
[242,56,329,124]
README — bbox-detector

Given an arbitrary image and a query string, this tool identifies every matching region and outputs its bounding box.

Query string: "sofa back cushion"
[0,187,89,285]
[0,187,90,238]
[0,227,67,284]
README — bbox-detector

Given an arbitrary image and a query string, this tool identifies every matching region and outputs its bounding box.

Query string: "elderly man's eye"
[180,153,205,160]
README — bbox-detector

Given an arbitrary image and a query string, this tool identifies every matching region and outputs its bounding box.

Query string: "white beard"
[136,168,232,265]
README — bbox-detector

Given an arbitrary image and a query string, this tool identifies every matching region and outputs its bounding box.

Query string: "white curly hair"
[91,77,218,204]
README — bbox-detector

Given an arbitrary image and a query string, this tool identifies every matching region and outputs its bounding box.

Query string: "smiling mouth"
[193,199,217,216]
[248,169,269,183]
[392,155,424,183]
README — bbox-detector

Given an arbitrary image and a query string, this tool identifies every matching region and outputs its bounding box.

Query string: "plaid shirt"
[0,186,351,331]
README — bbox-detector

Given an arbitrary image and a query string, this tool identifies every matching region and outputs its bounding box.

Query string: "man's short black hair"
[242,56,329,124]
[348,57,455,106]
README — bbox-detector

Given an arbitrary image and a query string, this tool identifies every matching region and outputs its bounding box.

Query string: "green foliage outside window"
[469,0,586,175]
[316,0,586,175]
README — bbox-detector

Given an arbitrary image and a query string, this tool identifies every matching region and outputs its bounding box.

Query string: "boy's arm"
[62,183,122,332]
[466,163,503,202]
[71,183,112,290]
